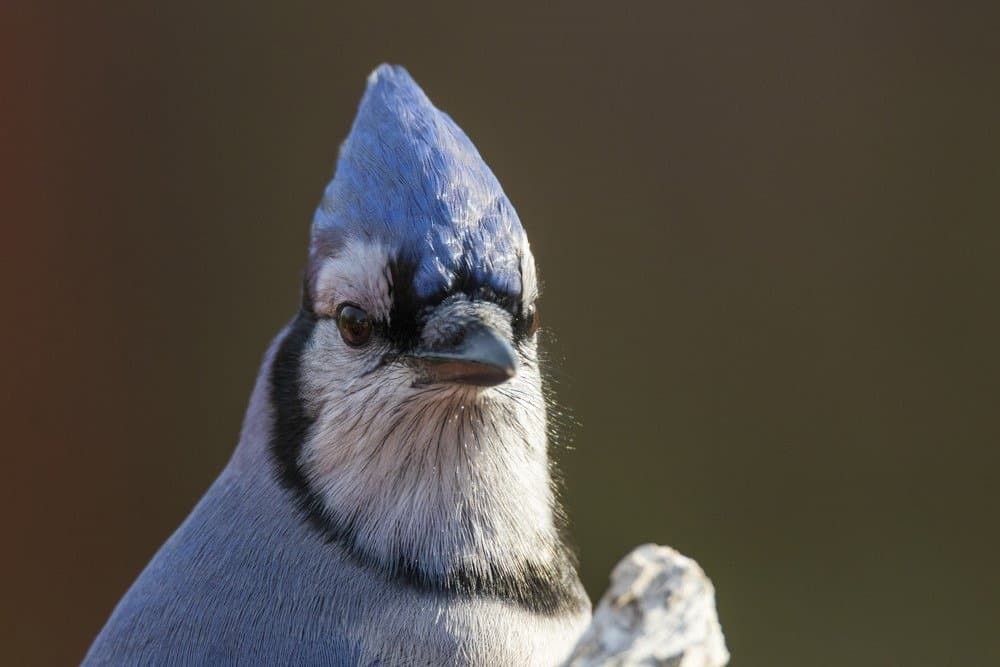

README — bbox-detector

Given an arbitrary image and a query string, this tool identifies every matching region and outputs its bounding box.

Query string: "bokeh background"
[3,2,999,665]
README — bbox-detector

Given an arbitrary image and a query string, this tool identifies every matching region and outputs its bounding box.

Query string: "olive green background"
[3,2,998,665]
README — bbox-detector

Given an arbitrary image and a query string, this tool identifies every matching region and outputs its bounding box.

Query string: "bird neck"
[230,325,584,616]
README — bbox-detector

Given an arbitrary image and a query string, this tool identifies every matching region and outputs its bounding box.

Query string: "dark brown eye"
[335,303,372,347]
[520,304,540,337]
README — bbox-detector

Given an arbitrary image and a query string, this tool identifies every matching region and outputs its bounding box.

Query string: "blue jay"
[84,65,591,665]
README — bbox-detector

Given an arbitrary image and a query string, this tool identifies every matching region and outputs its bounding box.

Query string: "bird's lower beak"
[406,322,518,387]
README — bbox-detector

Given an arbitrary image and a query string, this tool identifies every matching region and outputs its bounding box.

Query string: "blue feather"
[83,68,581,666]
[310,64,526,302]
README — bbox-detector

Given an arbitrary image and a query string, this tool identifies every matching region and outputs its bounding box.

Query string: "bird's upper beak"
[406,320,518,387]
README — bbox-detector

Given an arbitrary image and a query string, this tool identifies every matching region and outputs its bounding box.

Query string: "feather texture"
[85,65,590,666]
[84,337,588,665]
[310,64,526,304]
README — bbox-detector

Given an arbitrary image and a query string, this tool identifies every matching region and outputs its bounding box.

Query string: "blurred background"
[3,2,999,665]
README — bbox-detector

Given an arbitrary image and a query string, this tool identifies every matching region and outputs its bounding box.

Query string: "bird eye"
[335,303,372,347]
[519,304,540,337]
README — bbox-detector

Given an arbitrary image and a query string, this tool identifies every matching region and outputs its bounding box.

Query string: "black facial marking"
[269,302,582,616]
[385,254,422,350]
[268,308,322,511]
[386,252,525,351]
[450,260,520,313]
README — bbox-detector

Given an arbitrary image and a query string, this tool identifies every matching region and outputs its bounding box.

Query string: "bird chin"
[405,379,499,401]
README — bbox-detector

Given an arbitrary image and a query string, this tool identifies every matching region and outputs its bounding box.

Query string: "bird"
[84,64,591,666]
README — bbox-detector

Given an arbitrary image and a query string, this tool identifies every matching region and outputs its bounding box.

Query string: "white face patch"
[292,234,560,587]
[296,320,558,580]
[312,240,394,321]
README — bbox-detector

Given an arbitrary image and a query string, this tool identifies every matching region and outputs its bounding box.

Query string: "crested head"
[310,64,528,308]
[266,65,583,617]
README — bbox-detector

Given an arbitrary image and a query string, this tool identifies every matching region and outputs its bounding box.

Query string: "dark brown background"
[3,2,998,665]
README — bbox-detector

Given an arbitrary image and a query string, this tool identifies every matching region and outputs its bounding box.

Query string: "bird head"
[270,66,558,580]
[306,63,539,390]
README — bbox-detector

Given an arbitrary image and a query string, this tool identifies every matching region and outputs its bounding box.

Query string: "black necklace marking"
[268,307,584,616]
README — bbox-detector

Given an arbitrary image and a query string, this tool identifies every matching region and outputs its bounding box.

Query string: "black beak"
[407,322,518,387]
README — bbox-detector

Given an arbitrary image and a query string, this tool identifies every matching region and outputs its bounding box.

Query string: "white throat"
[265,239,582,614]
[298,344,562,579]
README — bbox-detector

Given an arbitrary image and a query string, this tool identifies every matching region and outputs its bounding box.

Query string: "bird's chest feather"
[84,468,588,666]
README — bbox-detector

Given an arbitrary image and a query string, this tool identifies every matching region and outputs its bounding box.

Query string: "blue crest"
[311,65,526,302]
